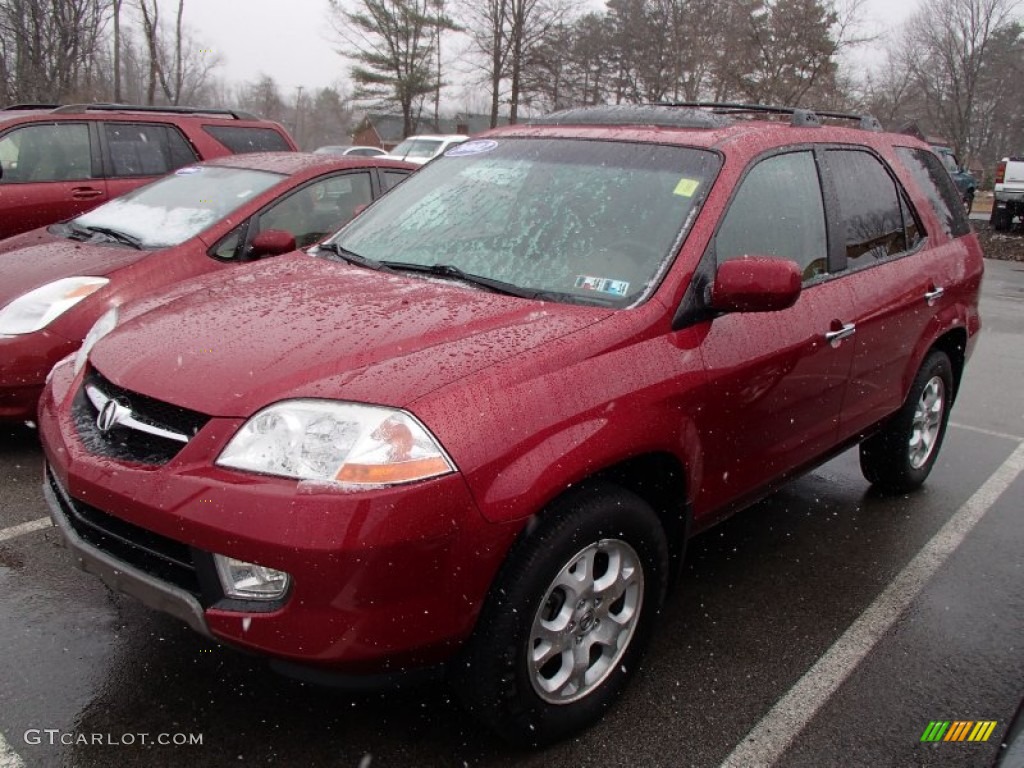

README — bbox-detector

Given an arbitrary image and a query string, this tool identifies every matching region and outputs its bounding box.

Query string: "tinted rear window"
[827,149,912,269]
[203,125,291,153]
[895,147,971,238]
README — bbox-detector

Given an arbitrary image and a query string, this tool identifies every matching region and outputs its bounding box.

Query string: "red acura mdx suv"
[37,104,983,744]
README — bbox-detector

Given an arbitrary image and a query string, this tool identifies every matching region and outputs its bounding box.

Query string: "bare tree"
[459,0,511,126]
[904,0,1021,162]
[0,0,109,103]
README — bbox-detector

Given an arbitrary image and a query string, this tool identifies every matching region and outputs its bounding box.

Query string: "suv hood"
[0,228,148,305]
[90,254,611,417]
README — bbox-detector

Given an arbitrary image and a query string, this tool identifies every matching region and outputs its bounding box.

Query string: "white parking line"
[950,421,1024,442]
[0,517,51,543]
[0,731,24,768]
[720,440,1024,768]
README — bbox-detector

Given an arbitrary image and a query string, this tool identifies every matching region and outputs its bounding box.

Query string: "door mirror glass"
[249,229,296,259]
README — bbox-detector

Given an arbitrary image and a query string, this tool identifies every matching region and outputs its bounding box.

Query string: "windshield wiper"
[378,261,544,298]
[76,225,143,250]
[378,261,618,305]
[317,242,392,272]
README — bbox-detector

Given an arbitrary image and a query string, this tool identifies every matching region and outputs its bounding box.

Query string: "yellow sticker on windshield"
[673,178,700,197]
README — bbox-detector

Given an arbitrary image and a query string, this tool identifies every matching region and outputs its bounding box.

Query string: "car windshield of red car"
[73,165,284,249]
[332,137,720,307]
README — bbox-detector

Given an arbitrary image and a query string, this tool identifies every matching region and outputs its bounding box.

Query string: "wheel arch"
[518,452,692,589]
[930,326,968,401]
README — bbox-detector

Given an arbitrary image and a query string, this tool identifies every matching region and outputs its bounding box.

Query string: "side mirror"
[249,229,296,259]
[710,256,802,313]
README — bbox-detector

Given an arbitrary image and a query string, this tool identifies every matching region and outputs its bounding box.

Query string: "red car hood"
[90,254,611,417]
[0,228,147,304]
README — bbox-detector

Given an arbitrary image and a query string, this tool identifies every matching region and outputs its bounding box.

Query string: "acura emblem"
[96,398,129,436]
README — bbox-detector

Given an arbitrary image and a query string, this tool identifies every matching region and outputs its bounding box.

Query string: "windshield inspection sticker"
[575,275,630,296]
[175,166,202,175]
[673,177,700,197]
[445,139,499,157]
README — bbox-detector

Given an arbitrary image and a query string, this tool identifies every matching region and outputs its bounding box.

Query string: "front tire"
[860,350,953,494]
[453,484,669,745]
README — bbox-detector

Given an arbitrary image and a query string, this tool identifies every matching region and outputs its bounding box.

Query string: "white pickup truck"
[992,156,1024,230]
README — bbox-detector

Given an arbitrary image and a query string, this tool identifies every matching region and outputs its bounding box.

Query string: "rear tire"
[860,350,953,494]
[991,206,1012,232]
[963,189,974,214]
[452,483,669,745]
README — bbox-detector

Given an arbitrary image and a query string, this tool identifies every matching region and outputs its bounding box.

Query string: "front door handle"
[925,286,945,305]
[71,187,103,200]
[825,323,856,345]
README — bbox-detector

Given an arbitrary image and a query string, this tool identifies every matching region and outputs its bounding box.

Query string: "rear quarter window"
[827,149,917,270]
[895,147,971,238]
[203,125,291,154]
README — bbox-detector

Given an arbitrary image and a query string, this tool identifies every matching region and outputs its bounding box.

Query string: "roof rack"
[2,103,61,111]
[47,103,260,120]
[531,105,732,130]
[656,102,883,132]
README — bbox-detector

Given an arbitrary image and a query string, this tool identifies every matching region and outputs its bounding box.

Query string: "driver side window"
[716,151,828,282]
[255,172,373,249]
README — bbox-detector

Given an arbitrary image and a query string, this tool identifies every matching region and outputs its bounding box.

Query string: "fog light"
[213,554,290,600]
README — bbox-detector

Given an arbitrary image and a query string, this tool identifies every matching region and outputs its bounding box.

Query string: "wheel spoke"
[532,635,570,667]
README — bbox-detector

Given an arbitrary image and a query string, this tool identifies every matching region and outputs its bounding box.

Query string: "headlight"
[0,277,108,336]
[217,400,455,486]
[74,306,119,374]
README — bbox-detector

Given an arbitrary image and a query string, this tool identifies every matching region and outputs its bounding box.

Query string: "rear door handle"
[924,286,945,305]
[71,187,103,200]
[825,323,856,345]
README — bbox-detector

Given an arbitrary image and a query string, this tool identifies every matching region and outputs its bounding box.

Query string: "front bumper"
[39,361,521,675]
[0,329,76,420]
[43,471,211,637]
[993,190,1024,204]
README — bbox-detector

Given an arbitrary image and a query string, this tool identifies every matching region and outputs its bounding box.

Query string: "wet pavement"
[1,259,1022,768]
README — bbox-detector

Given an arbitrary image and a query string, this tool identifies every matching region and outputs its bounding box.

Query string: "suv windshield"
[390,139,444,159]
[333,138,720,306]
[71,165,283,248]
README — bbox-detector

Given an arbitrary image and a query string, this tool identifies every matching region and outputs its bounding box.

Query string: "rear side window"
[827,150,915,270]
[203,125,291,153]
[104,123,197,177]
[895,147,971,238]
[716,151,828,281]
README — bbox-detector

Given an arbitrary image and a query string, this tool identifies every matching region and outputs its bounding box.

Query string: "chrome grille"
[72,368,210,465]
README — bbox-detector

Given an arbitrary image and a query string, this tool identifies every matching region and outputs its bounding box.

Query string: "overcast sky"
[183,0,923,102]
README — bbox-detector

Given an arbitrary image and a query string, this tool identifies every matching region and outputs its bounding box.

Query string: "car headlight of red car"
[0,277,108,336]
[216,400,456,486]
[74,306,119,374]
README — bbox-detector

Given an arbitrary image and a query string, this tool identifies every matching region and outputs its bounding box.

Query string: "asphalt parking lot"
[1,258,1022,768]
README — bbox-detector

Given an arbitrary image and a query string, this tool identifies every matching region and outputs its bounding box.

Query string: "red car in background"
[0,103,298,240]
[0,152,414,421]
[38,105,982,744]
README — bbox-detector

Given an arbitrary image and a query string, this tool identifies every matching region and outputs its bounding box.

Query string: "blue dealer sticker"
[445,139,499,157]
[575,275,630,296]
